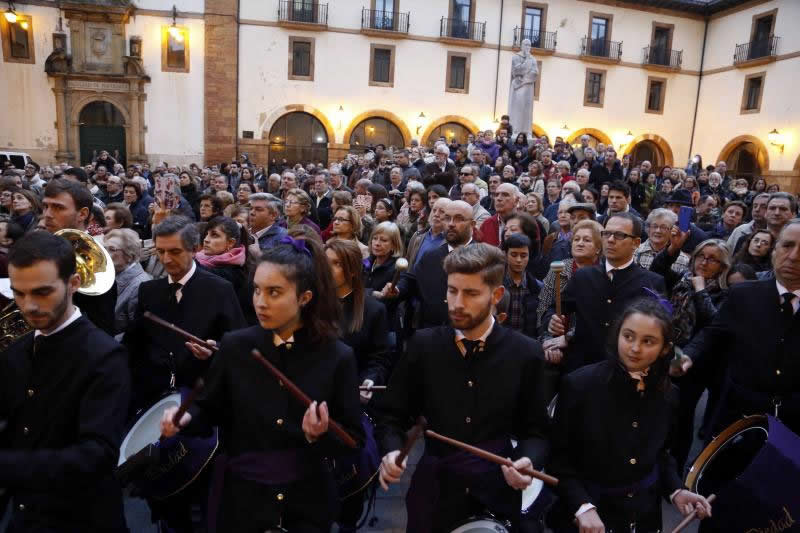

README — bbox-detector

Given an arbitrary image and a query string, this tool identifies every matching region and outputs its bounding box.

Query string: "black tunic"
[548,360,682,532]
[0,316,131,531]
[185,326,365,532]
[340,293,392,385]
[375,324,549,531]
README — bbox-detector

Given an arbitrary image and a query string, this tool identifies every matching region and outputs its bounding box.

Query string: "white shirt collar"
[168,260,196,286]
[776,280,800,300]
[606,257,635,274]
[273,333,295,346]
[448,238,473,253]
[34,306,82,338]
[455,315,495,355]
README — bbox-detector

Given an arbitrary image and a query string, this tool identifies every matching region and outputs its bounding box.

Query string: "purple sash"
[208,448,319,533]
[406,438,516,533]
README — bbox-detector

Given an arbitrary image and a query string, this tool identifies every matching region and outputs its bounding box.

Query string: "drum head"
[449,518,509,533]
[521,478,543,513]
[119,393,181,465]
[685,415,768,495]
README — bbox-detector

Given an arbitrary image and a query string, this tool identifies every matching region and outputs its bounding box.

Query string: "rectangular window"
[446,52,471,94]
[521,3,547,48]
[1,14,35,64]
[645,77,666,114]
[749,9,777,59]
[583,68,605,107]
[288,36,315,81]
[369,44,395,87]
[649,23,674,66]
[587,11,613,57]
[741,72,765,113]
[161,25,190,73]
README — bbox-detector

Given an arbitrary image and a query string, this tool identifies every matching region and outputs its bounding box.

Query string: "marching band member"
[548,298,711,532]
[161,235,364,532]
[377,243,549,532]
[1,232,131,531]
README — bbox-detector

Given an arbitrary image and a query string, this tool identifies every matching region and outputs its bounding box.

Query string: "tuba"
[0,230,115,351]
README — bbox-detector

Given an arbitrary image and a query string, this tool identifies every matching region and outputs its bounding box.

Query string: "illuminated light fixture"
[767,128,784,153]
[169,5,184,42]
[19,19,27,29]
[316,136,323,142]
[415,111,426,134]
[4,1,17,24]
[557,124,570,139]
[622,130,634,146]
[336,105,344,129]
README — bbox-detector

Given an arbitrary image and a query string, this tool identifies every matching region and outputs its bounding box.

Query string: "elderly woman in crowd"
[105,228,152,336]
[104,202,133,231]
[123,180,151,237]
[524,192,550,234]
[281,187,320,235]
[10,189,41,232]
[330,205,369,258]
[635,208,690,275]
[198,193,224,222]
[651,234,732,470]
[732,228,774,273]
[364,221,405,346]
[236,181,256,207]
[396,182,425,235]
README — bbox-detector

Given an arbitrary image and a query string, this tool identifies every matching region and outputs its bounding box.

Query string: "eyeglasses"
[333,217,351,224]
[648,224,672,233]
[695,254,721,265]
[601,230,636,241]
[751,237,771,246]
[284,200,300,206]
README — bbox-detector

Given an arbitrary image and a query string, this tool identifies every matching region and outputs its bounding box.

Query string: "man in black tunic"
[0,231,130,532]
[376,243,549,532]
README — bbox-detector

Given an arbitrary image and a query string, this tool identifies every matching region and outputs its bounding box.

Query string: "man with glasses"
[545,212,665,372]
[462,183,490,227]
[449,164,476,201]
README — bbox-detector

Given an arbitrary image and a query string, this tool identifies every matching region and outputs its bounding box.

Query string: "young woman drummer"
[161,235,364,532]
[548,298,712,532]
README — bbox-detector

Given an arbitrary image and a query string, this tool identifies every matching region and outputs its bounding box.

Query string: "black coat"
[340,293,391,386]
[545,263,666,373]
[123,265,246,411]
[422,161,457,189]
[313,194,333,230]
[186,326,364,532]
[549,360,682,531]
[74,282,118,336]
[684,280,800,434]
[203,263,253,320]
[0,316,130,531]
[589,161,624,190]
[395,243,452,329]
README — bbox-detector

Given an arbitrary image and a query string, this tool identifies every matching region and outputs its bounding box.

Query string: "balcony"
[512,28,557,54]
[361,8,410,38]
[278,1,328,29]
[734,36,779,67]
[642,46,682,71]
[580,37,622,64]
[439,17,485,47]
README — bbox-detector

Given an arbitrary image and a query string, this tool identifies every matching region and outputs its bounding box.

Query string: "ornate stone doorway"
[78,101,126,165]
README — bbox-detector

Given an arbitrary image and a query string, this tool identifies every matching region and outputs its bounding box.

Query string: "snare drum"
[117,391,218,500]
[685,414,800,531]
[449,516,510,533]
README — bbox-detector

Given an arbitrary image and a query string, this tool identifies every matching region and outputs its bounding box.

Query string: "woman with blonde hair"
[364,221,405,346]
[281,187,321,235]
[331,205,369,258]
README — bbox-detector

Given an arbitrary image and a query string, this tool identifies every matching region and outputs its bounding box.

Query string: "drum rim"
[119,392,182,466]
[156,429,219,501]
[521,478,544,513]
[684,414,767,492]
[448,516,509,532]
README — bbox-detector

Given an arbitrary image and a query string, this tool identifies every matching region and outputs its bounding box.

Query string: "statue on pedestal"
[508,39,538,138]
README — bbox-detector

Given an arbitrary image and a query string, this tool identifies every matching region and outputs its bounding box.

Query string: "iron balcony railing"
[361,8,409,33]
[512,28,557,50]
[440,17,485,41]
[278,1,328,25]
[642,46,682,68]
[581,36,622,60]
[734,36,779,64]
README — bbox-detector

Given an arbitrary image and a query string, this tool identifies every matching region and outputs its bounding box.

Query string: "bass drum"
[449,516,509,533]
[118,391,218,500]
[685,414,800,531]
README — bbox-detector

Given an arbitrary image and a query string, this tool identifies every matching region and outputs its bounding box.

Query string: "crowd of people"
[1,118,799,533]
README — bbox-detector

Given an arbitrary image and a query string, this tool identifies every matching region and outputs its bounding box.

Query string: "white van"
[0,151,34,169]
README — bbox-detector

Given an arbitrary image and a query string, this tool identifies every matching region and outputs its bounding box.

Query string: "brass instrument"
[0,230,115,351]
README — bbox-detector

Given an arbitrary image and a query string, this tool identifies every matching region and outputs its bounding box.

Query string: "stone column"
[204,0,239,165]
[127,80,141,159]
[52,77,73,161]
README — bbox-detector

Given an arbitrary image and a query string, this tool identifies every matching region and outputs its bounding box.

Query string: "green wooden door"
[79,125,126,167]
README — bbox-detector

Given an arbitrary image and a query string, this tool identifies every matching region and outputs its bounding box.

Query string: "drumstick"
[159,378,205,442]
[359,385,387,391]
[551,261,565,318]
[389,258,409,291]
[251,349,358,449]
[425,430,559,486]
[670,493,716,533]
[396,417,427,467]
[144,311,218,352]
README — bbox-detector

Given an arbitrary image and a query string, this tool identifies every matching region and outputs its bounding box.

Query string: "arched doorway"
[268,112,329,166]
[566,128,613,148]
[726,142,763,180]
[630,140,664,169]
[79,101,126,166]
[348,117,404,151]
[427,122,473,146]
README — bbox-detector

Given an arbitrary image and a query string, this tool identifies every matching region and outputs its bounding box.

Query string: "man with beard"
[0,231,130,532]
[376,243,549,532]
[380,201,474,328]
